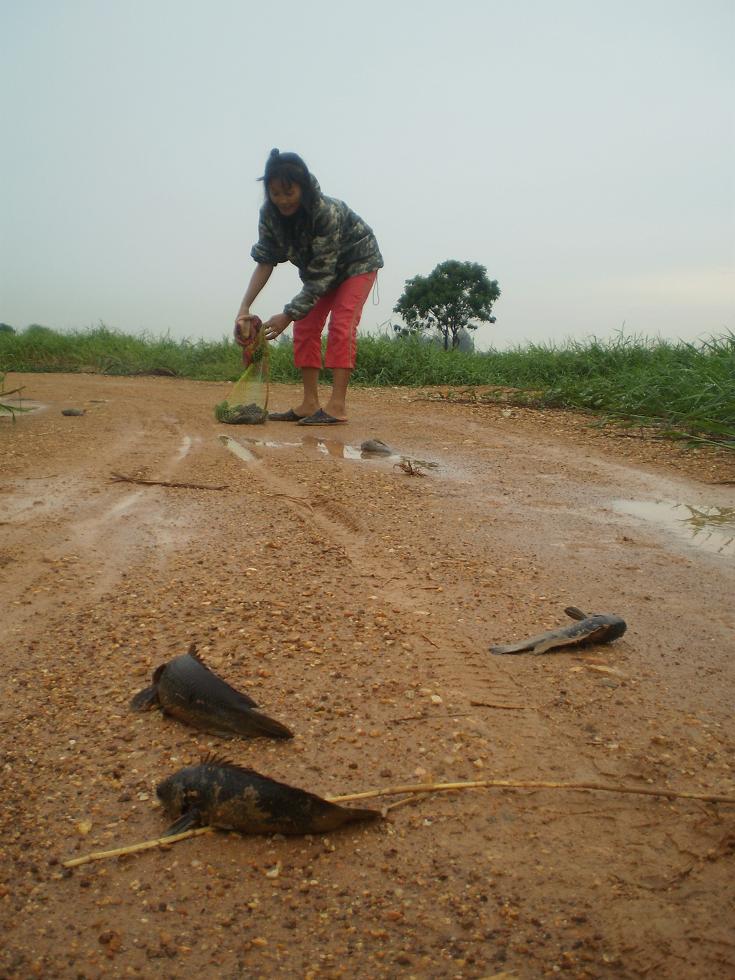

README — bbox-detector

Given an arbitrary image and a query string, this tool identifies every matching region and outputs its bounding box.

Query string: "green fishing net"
[215,316,269,424]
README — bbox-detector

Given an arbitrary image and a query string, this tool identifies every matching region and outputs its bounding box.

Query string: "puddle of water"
[613,499,735,556]
[221,433,449,476]
[310,438,363,460]
[240,437,302,449]
[238,433,401,462]
[219,435,257,463]
[176,435,193,460]
[0,399,47,420]
[105,491,144,519]
[303,436,443,469]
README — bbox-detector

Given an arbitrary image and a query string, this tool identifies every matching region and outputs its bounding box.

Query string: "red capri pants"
[292,271,377,370]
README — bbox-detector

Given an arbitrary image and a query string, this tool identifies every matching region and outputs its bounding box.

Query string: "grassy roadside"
[2,325,733,449]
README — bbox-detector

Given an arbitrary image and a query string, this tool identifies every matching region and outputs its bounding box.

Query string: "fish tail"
[489,642,533,655]
[244,710,294,740]
[340,805,382,825]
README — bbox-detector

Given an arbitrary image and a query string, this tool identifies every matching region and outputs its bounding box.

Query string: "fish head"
[156,767,208,818]
[599,615,627,642]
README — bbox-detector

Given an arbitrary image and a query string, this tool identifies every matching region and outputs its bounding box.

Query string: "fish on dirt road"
[490,606,627,655]
[360,439,392,454]
[131,644,293,739]
[156,755,381,836]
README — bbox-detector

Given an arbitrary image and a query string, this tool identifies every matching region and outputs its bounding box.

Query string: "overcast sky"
[2,0,733,350]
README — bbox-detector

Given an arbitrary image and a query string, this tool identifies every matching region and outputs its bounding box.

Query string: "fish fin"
[530,636,571,654]
[199,750,252,770]
[187,643,220,671]
[200,750,236,767]
[162,809,203,837]
[130,685,159,710]
[198,752,267,779]
[564,606,588,621]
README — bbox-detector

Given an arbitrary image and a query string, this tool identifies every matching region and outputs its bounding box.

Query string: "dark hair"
[259,148,315,213]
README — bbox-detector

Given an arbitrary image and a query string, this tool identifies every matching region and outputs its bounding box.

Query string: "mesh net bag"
[215,316,269,424]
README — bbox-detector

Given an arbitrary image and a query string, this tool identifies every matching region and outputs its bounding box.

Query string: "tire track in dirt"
[2,416,202,635]
[218,432,550,752]
[220,432,442,607]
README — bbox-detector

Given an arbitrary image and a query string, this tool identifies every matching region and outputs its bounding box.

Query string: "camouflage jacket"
[251,175,383,320]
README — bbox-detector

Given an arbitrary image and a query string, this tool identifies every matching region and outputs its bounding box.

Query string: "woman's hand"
[264,313,292,341]
[235,310,256,331]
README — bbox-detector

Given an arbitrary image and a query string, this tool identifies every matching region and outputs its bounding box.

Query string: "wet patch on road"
[613,498,735,556]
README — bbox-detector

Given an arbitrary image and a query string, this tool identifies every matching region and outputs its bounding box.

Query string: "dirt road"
[1,373,734,979]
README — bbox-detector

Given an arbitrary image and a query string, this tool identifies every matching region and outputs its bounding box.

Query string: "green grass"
[1,324,733,448]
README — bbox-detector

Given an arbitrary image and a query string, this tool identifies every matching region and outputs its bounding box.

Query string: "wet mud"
[1,373,734,979]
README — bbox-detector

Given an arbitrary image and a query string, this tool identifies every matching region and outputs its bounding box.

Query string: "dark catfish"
[490,607,627,655]
[131,644,293,739]
[156,756,381,836]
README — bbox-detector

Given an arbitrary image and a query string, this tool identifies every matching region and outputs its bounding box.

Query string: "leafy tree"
[0,323,15,334]
[394,260,500,350]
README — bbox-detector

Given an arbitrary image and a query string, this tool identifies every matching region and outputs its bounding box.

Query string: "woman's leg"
[323,272,377,419]
[292,292,333,415]
[298,367,321,417]
[326,368,351,420]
